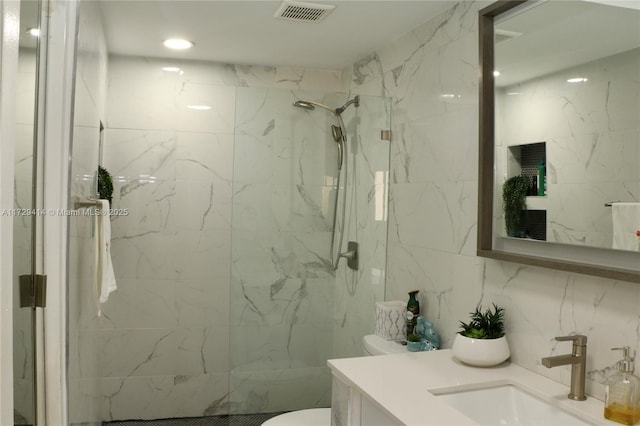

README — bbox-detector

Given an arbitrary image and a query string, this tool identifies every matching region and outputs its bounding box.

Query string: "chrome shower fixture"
[331,125,342,142]
[292,100,315,110]
[335,95,360,115]
[292,95,360,117]
[291,95,361,271]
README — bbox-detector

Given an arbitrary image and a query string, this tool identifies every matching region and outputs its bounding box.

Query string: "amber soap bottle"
[605,347,640,425]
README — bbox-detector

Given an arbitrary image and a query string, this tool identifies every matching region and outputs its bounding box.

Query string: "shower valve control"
[339,241,359,271]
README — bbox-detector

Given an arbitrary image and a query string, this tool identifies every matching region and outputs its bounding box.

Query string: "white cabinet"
[331,375,401,426]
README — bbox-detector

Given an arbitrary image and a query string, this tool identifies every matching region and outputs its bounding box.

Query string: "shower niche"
[506,141,547,241]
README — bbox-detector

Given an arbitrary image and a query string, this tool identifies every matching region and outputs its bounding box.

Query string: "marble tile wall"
[101,56,239,421]
[497,48,640,248]
[349,0,640,402]
[100,55,386,420]
[67,2,109,425]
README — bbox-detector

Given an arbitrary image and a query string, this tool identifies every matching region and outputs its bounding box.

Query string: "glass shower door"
[229,88,340,414]
[14,1,43,424]
[229,88,391,415]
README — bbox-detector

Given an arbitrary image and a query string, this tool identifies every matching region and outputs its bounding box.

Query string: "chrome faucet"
[541,335,587,401]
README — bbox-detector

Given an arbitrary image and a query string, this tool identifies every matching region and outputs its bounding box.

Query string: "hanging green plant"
[502,175,530,237]
[98,165,113,205]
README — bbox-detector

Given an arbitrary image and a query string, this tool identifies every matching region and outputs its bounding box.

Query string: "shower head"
[293,99,336,115]
[293,100,315,110]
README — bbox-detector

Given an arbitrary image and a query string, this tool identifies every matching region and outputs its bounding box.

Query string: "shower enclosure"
[91,53,391,421]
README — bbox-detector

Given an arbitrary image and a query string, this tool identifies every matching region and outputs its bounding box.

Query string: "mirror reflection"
[493,1,640,252]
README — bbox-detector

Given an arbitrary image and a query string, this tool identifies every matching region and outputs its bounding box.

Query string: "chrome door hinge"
[19,274,47,308]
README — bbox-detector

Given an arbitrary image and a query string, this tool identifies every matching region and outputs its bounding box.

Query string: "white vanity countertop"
[328,349,612,425]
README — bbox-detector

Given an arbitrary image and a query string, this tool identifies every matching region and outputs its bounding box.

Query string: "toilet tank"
[362,334,407,356]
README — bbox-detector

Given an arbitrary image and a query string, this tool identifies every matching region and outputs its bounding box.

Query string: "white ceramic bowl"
[451,334,510,367]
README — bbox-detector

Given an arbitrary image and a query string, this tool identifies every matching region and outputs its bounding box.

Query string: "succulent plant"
[459,303,505,339]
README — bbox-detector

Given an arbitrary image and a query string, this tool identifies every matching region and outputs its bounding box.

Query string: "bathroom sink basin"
[431,383,591,425]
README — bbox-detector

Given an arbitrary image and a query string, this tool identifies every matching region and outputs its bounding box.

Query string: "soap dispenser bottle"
[406,290,420,338]
[605,346,640,425]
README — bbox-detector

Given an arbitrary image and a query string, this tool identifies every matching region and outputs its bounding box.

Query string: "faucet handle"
[555,335,587,346]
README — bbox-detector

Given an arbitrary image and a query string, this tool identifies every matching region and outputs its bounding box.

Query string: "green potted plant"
[98,165,114,205]
[502,175,530,237]
[452,303,510,367]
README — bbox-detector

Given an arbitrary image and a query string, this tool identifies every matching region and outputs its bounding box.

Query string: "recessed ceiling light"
[493,70,501,77]
[567,77,588,83]
[507,92,522,96]
[163,38,193,50]
[26,27,40,37]
[162,67,182,72]
[187,105,211,110]
[440,94,460,99]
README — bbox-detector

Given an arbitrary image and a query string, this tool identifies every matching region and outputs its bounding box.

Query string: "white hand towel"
[612,203,640,251]
[96,200,117,308]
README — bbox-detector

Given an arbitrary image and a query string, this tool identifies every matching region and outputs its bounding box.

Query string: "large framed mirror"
[478,0,640,282]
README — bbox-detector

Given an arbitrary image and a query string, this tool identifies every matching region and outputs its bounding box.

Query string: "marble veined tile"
[99,327,224,378]
[99,278,177,330]
[110,180,176,236]
[229,276,334,328]
[110,229,230,281]
[175,279,231,329]
[274,67,343,92]
[104,128,177,181]
[230,229,334,281]
[176,132,234,182]
[234,88,340,186]
[228,324,334,372]
[232,183,335,233]
[389,181,477,256]
[175,84,236,134]
[165,180,232,232]
[228,365,331,415]
[100,373,229,421]
[107,77,180,131]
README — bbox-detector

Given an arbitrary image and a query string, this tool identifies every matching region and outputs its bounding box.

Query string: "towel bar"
[74,198,102,209]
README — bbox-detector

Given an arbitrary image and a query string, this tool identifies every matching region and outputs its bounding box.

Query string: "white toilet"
[262,335,406,425]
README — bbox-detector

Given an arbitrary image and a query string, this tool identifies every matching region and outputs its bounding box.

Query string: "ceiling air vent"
[274,1,335,23]
[495,28,523,44]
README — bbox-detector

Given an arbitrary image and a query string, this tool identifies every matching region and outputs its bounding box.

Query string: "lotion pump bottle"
[605,346,640,425]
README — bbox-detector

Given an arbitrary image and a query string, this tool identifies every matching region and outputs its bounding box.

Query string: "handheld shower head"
[293,100,315,110]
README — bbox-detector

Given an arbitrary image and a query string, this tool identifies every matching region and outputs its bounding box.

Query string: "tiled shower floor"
[103,413,286,426]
